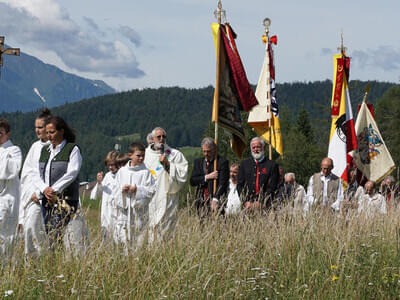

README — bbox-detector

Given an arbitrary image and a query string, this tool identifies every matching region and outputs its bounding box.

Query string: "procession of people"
[0,109,398,259]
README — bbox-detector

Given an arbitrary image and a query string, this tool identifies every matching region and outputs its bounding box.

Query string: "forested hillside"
[1,80,397,182]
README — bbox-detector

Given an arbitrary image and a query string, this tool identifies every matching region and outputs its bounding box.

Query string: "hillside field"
[2,197,400,299]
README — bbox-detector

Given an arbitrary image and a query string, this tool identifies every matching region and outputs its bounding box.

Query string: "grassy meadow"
[2,198,400,299]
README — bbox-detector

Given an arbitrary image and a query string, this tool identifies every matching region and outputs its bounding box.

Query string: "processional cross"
[0,36,20,77]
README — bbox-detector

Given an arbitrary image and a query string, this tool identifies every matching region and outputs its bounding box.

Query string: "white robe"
[0,140,22,256]
[19,139,49,255]
[292,183,307,208]
[358,193,387,215]
[225,180,241,215]
[144,145,188,242]
[90,171,118,238]
[113,162,155,251]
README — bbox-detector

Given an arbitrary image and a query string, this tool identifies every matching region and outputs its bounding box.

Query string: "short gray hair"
[284,172,295,181]
[386,175,395,183]
[201,137,216,149]
[152,127,167,137]
[250,137,265,148]
[146,133,154,144]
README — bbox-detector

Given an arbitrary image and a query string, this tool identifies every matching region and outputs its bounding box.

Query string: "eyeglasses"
[156,135,166,139]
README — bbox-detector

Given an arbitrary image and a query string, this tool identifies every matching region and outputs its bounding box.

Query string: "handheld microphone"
[160,143,165,154]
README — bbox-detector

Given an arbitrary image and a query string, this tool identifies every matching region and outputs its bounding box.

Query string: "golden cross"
[214,0,226,24]
[0,36,20,70]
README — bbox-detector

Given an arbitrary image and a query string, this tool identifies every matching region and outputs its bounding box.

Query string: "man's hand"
[211,200,219,213]
[122,185,130,193]
[96,171,104,184]
[129,185,137,195]
[44,187,56,202]
[31,193,39,203]
[205,171,218,181]
[244,201,261,210]
[159,154,170,170]
[244,201,252,209]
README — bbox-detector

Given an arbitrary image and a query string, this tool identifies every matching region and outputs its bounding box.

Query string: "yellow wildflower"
[331,275,339,281]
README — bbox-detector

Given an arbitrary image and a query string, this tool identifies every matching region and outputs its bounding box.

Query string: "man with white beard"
[144,127,188,241]
[237,137,280,210]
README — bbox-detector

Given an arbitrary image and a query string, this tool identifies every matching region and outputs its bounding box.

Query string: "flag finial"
[362,82,371,104]
[214,0,226,24]
[263,18,271,35]
[337,30,347,55]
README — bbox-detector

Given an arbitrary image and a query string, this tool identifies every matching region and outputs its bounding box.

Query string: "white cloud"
[0,0,144,78]
[118,26,141,47]
[351,46,400,71]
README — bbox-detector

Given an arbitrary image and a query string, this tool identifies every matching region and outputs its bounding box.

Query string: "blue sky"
[0,0,399,91]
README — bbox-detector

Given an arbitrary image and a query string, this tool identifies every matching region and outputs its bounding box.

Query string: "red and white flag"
[327,53,357,185]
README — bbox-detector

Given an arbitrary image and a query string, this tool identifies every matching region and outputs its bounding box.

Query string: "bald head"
[321,157,333,176]
[365,181,376,196]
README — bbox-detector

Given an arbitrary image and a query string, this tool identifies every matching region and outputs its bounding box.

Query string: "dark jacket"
[190,155,229,206]
[237,157,279,208]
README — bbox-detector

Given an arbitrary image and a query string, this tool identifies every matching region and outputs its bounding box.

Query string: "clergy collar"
[0,139,13,149]
[150,143,170,154]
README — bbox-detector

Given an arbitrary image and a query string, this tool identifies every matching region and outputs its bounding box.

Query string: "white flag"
[352,101,395,182]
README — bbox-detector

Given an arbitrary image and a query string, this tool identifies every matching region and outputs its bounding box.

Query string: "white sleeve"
[304,176,314,212]
[0,146,22,180]
[90,182,103,200]
[113,169,128,209]
[135,171,156,207]
[331,179,344,212]
[380,196,387,214]
[52,146,82,193]
[167,151,188,193]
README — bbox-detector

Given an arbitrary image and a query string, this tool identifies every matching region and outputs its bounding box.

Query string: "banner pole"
[212,1,225,201]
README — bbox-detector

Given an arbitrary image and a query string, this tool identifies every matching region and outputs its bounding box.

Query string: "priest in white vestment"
[144,127,188,241]
[0,119,22,256]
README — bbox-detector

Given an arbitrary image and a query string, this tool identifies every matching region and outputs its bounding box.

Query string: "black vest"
[39,143,80,208]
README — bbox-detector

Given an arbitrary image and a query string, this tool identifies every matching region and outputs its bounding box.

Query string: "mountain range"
[0,46,115,112]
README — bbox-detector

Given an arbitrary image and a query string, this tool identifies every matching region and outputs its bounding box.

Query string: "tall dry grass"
[2,204,400,299]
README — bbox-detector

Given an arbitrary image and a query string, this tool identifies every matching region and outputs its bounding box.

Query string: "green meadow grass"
[2,203,400,299]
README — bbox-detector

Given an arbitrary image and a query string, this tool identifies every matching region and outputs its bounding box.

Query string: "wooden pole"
[263,19,273,160]
[212,1,225,197]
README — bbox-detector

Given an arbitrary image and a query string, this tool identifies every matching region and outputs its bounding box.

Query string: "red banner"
[331,57,344,116]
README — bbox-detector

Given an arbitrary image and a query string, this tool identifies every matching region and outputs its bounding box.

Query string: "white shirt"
[305,172,344,211]
[33,140,82,193]
[225,179,241,215]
